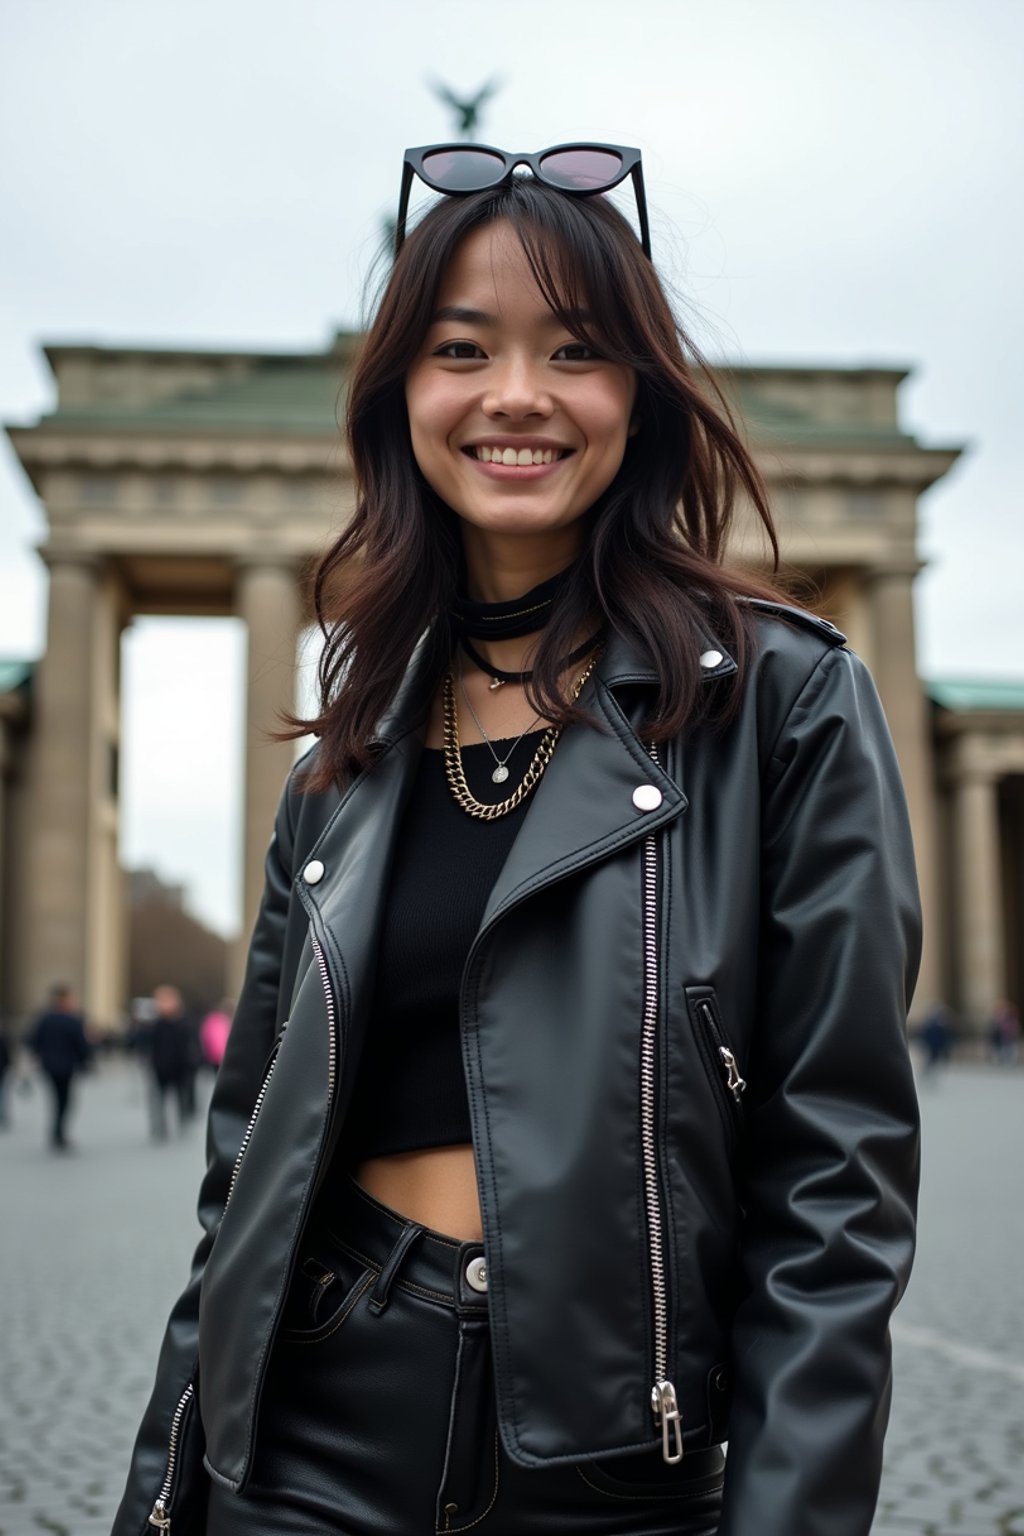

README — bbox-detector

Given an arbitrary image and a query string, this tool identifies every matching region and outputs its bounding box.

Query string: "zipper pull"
[718,1047,747,1103]
[650,1379,684,1463]
[148,1500,171,1531]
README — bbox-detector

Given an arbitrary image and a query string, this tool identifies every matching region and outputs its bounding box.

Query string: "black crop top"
[339,727,549,1161]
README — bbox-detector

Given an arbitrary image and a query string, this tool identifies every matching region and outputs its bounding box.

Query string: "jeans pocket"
[278,1236,376,1345]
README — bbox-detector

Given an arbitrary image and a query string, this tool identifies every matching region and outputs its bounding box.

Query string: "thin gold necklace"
[442,651,600,821]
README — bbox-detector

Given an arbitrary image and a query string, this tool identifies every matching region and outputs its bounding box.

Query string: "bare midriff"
[353,1143,484,1241]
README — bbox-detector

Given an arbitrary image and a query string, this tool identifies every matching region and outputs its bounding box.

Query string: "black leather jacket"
[113,602,921,1536]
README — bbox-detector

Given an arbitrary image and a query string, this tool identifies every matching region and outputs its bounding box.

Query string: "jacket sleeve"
[718,646,922,1536]
[110,772,298,1536]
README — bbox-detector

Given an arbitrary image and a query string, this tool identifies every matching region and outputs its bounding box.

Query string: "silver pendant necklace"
[458,654,545,784]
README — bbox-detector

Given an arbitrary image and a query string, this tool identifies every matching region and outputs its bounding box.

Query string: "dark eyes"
[434,340,486,360]
[553,342,599,362]
[431,340,601,362]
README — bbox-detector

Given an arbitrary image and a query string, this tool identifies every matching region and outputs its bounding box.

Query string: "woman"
[112,145,921,1536]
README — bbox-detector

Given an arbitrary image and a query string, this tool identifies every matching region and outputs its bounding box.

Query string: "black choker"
[461,630,604,687]
[450,563,577,640]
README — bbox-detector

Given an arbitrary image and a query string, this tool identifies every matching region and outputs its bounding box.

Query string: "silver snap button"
[465,1255,488,1293]
[302,859,325,885]
[699,649,724,669]
[632,784,663,812]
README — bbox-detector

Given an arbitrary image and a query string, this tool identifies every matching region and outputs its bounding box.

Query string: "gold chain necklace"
[442,651,600,821]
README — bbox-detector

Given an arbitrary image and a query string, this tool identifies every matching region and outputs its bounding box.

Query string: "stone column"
[18,554,120,1027]
[952,764,1005,1026]
[864,564,941,1017]
[234,559,301,989]
[0,709,15,1018]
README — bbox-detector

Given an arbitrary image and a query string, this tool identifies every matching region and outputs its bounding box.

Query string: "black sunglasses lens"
[538,148,623,190]
[421,148,507,192]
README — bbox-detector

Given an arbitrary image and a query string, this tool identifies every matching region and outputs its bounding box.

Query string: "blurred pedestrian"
[199,997,234,1071]
[0,1017,12,1128]
[987,998,1021,1065]
[920,1002,954,1075]
[148,985,194,1139]
[26,983,92,1150]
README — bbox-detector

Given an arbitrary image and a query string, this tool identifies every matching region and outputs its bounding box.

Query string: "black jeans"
[206,1175,724,1535]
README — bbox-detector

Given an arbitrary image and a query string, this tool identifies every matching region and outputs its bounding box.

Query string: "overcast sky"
[1,0,1021,938]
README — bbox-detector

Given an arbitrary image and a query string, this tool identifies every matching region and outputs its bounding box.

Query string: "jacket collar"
[301,617,737,977]
[369,616,737,750]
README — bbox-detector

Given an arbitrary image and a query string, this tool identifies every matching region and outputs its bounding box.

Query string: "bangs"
[483,183,652,371]
[382,177,658,379]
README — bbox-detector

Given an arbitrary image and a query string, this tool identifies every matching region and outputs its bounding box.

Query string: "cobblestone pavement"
[0,1054,1022,1535]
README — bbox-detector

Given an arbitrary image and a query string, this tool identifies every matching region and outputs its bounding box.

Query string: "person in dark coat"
[0,1018,12,1128]
[27,984,91,1150]
[148,985,194,1139]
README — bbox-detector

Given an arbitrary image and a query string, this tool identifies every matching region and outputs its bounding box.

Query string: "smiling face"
[404,220,637,590]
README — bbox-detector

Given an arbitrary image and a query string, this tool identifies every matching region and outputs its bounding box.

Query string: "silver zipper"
[310,935,338,1103]
[148,928,339,1522]
[719,1047,747,1103]
[225,1018,289,1206]
[639,743,683,1465]
[147,1009,302,1526]
[147,1381,194,1531]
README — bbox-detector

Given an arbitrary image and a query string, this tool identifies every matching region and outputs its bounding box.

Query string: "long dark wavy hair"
[284,176,799,792]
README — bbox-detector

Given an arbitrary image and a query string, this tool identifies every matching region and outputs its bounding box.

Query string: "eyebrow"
[429,304,596,328]
[431,305,497,326]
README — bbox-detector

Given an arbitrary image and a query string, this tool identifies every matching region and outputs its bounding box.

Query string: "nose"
[482,355,553,420]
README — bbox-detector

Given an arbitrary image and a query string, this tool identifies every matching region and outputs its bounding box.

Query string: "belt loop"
[367,1221,423,1315]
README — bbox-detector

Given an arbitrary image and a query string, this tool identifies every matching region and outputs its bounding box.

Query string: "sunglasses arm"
[630,163,652,261]
[394,162,416,256]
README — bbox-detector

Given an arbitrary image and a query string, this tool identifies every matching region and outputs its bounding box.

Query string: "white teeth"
[474,445,562,465]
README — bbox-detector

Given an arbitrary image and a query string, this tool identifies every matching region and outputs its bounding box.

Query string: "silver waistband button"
[465,1255,488,1293]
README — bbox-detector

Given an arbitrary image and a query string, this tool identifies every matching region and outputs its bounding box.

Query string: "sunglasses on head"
[395,141,651,260]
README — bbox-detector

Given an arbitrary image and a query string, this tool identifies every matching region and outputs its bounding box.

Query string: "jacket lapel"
[481,619,735,928]
[480,660,683,932]
[296,638,433,1045]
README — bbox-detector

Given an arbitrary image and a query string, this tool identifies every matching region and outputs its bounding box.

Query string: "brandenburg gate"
[4,341,961,1029]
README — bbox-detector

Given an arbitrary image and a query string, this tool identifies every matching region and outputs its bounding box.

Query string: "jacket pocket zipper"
[640,743,683,1465]
[147,1381,194,1531]
[694,996,747,1109]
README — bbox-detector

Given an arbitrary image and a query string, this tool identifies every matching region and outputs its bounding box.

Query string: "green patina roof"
[40,360,345,435]
[928,678,1024,712]
[0,660,34,693]
[734,390,916,446]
